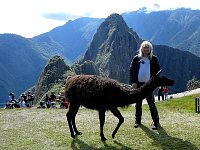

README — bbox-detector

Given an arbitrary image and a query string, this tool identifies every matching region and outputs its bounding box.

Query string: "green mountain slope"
[81,13,200,93]
[123,8,200,56]
[34,55,72,102]
[1,8,200,106]
[0,34,46,105]
[33,17,103,63]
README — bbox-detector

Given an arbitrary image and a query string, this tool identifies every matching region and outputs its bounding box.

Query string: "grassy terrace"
[0,94,200,150]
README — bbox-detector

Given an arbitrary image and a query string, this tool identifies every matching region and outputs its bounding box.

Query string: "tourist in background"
[158,86,164,101]
[164,86,169,100]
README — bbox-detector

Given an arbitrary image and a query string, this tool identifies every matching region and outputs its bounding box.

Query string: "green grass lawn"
[0,95,200,150]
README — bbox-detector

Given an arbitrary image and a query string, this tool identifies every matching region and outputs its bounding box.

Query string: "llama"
[65,73,174,141]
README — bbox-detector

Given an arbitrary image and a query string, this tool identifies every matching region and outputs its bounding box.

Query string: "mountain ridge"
[79,13,200,93]
[123,8,200,56]
[0,34,46,105]
[1,8,200,105]
[32,17,104,63]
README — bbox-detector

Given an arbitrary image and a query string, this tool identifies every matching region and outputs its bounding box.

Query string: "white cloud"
[0,0,199,38]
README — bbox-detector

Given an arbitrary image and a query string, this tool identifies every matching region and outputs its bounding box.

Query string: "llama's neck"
[127,79,157,104]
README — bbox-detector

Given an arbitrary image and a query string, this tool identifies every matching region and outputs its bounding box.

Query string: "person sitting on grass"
[37,101,46,109]
[49,92,56,102]
[51,102,57,109]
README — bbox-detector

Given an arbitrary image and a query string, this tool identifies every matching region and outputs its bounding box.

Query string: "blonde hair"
[138,41,153,59]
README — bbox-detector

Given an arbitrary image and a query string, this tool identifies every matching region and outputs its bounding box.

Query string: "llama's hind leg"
[110,108,124,139]
[72,105,82,136]
[66,110,75,138]
[66,103,80,138]
[99,110,107,142]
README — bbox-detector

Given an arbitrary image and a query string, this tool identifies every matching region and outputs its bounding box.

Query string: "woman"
[129,41,160,130]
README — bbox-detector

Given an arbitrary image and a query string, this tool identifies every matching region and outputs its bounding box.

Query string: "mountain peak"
[82,14,141,83]
[106,13,125,22]
[103,13,128,31]
[34,55,70,102]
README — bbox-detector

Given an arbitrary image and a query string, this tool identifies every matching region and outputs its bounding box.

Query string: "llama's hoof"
[71,134,76,139]
[101,137,107,142]
[76,131,82,135]
[112,133,115,139]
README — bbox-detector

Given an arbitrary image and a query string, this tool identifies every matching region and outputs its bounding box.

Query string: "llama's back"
[65,75,131,110]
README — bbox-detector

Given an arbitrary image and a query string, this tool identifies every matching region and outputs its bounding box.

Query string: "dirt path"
[169,88,200,99]
[141,88,200,105]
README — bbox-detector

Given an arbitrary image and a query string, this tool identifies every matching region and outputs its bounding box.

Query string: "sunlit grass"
[0,95,200,150]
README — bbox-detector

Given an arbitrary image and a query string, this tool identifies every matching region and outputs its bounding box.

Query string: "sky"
[0,0,199,38]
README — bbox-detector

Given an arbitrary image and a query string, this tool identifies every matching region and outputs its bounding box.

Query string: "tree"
[187,76,200,90]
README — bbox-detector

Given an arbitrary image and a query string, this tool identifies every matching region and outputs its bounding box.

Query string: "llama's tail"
[65,75,74,103]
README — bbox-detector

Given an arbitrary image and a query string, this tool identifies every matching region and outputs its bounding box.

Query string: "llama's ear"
[156,69,162,75]
[67,76,72,80]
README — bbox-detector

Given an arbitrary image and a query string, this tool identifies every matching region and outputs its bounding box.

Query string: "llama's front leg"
[99,110,107,141]
[110,108,124,139]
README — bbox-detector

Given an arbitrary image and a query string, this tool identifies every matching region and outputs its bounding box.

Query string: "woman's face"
[142,45,151,56]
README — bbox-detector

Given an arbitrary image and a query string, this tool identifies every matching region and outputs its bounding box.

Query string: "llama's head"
[153,70,174,87]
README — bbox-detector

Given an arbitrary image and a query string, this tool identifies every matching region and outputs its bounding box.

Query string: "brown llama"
[65,73,174,141]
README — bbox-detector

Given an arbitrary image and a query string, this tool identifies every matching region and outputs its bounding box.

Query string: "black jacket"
[129,55,160,84]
